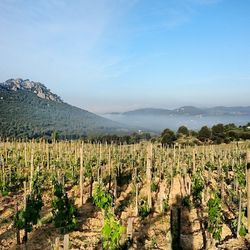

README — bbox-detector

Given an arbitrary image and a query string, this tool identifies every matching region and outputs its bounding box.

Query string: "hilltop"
[0,78,128,139]
[108,106,250,116]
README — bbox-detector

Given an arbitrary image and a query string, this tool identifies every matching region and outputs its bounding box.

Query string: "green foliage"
[84,156,97,178]
[52,177,78,233]
[182,195,191,209]
[205,161,216,171]
[93,184,113,211]
[235,164,246,188]
[177,126,189,136]
[239,224,247,237]
[191,171,204,207]
[102,212,125,250]
[13,172,43,242]
[198,126,211,142]
[160,123,250,145]
[150,236,158,249]
[151,181,158,192]
[231,216,247,237]
[208,193,222,241]
[0,166,27,195]
[162,198,169,212]
[230,218,238,234]
[92,185,124,249]
[161,128,176,146]
[138,199,151,218]
[0,84,124,139]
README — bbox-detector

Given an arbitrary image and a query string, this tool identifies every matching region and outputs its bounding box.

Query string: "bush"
[239,225,247,237]
[14,172,43,242]
[151,181,158,192]
[161,128,176,146]
[162,198,169,212]
[182,195,191,209]
[138,199,151,218]
[208,193,222,241]
[93,184,113,211]
[102,212,125,250]
[52,177,78,233]
[192,171,204,207]
[177,126,189,136]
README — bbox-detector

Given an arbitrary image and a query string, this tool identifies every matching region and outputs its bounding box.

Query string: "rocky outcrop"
[0,78,63,103]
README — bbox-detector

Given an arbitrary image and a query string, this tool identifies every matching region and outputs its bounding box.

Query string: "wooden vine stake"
[29,149,34,192]
[23,181,28,242]
[63,234,69,250]
[46,144,50,170]
[54,237,60,250]
[127,217,133,240]
[192,149,196,173]
[135,183,138,216]
[15,198,20,245]
[108,147,111,189]
[146,143,152,209]
[23,181,27,210]
[80,146,83,206]
[237,191,242,238]
[247,150,250,232]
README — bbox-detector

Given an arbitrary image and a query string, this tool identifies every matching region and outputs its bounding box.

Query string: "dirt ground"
[1,175,250,250]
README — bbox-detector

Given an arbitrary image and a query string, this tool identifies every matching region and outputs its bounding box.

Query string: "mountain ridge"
[1,78,63,103]
[0,78,129,139]
[106,106,250,116]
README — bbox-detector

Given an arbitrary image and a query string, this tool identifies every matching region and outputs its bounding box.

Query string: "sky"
[0,0,250,113]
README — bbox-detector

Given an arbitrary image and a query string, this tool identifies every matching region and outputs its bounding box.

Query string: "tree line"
[161,122,250,146]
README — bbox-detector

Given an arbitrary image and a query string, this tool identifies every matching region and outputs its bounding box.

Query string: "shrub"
[102,212,125,250]
[191,171,204,207]
[151,181,158,192]
[138,199,151,218]
[93,184,113,211]
[14,172,43,242]
[208,193,222,241]
[182,195,191,209]
[52,177,78,233]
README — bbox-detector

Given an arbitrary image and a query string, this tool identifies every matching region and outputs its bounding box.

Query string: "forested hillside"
[0,79,128,139]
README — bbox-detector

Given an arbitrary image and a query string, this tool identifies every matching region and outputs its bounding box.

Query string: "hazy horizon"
[103,113,250,132]
[0,0,250,113]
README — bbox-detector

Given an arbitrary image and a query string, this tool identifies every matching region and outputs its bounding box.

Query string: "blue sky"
[0,0,250,113]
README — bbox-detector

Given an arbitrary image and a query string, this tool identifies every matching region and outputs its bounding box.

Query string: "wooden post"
[177,145,180,173]
[108,147,111,189]
[192,149,196,173]
[23,181,28,242]
[127,217,133,240]
[15,199,20,245]
[23,181,27,210]
[63,234,69,250]
[46,144,50,170]
[30,149,34,192]
[135,183,138,216]
[170,206,181,250]
[237,191,242,238]
[114,176,117,201]
[247,150,250,232]
[146,144,152,209]
[54,237,60,250]
[80,146,83,206]
[24,143,27,169]
[99,143,102,183]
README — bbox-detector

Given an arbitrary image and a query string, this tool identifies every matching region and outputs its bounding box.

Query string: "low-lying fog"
[102,114,250,132]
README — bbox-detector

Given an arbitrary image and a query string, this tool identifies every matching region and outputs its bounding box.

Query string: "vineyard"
[0,140,250,249]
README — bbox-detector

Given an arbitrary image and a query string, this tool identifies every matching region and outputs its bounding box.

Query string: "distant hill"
[103,106,250,132]
[0,78,128,139]
[111,106,250,116]
[123,108,172,116]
